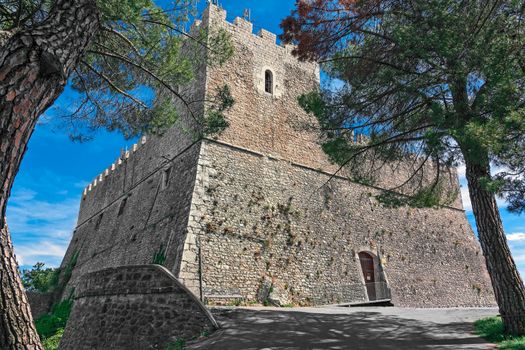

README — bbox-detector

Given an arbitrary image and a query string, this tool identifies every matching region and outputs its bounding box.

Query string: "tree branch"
[87,49,198,123]
[81,60,148,109]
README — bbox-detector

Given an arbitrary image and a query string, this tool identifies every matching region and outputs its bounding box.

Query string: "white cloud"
[457,165,466,179]
[507,233,525,242]
[506,237,525,278]
[7,191,79,239]
[10,188,37,202]
[460,186,472,211]
[14,241,69,268]
[7,209,78,241]
[6,182,80,268]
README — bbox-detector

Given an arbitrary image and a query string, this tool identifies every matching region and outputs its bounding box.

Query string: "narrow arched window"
[264,70,273,94]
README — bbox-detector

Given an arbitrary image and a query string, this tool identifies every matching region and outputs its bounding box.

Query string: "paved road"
[187,306,499,350]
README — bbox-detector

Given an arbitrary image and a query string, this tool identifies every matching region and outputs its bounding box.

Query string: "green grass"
[474,316,525,349]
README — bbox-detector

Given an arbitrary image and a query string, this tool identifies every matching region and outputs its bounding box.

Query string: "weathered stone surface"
[26,291,54,319]
[60,139,202,297]
[181,140,494,307]
[59,265,217,350]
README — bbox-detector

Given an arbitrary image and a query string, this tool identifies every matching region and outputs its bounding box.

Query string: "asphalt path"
[187,306,499,350]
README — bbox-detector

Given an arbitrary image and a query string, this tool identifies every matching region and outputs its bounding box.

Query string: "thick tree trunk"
[0,0,99,348]
[0,225,41,349]
[465,156,525,335]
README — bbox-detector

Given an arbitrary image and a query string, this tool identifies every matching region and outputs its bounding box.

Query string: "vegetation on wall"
[152,245,167,266]
[60,252,79,292]
[21,253,79,349]
[35,300,73,350]
[165,339,185,350]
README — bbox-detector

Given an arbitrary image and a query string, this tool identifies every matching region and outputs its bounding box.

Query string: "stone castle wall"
[202,6,329,171]
[201,5,464,209]
[59,265,217,350]
[26,291,54,319]
[60,136,202,294]
[60,20,209,293]
[58,4,495,311]
[179,140,494,307]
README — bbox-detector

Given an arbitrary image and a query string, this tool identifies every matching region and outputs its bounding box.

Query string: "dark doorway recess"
[359,252,377,301]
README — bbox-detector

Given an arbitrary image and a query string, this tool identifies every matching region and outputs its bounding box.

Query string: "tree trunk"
[0,0,99,348]
[465,156,525,335]
[0,225,42,349]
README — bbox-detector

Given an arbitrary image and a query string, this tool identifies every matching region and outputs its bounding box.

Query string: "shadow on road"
[187,308,492,350]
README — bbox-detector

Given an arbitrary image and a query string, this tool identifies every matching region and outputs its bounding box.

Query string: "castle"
[58,4,495,309]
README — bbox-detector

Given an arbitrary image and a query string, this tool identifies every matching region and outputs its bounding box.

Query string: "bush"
[474,316,525,349]
[35,299,73,340]
[21,262,60,293]
[42,328,64,350]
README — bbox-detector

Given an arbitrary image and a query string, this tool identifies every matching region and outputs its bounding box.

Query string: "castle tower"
[60,4,495,307]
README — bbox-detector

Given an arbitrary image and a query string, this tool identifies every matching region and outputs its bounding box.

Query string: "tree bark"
[0,225,41,349]
[465,155,525,335]
[0,0,99,348]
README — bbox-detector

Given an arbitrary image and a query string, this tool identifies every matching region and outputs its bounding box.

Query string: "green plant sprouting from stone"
[61,251,79,289]
[164,338,185,350]
[153,245,167,266]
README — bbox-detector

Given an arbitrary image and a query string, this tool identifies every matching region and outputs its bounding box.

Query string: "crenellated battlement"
[193,4,300,57]
[82,136,147,197]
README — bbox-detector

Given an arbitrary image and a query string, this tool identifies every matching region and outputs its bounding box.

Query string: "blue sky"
[7,0,525,280]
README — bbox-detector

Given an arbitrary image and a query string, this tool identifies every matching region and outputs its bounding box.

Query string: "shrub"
[21,262,60,293]
[25,255,77,349]
[42,328,64,350]
[35,299,73,340]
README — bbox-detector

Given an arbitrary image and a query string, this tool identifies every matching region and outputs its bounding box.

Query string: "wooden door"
[359,252,376,300]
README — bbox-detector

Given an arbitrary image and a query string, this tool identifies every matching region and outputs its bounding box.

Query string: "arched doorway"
[358,252,376,301]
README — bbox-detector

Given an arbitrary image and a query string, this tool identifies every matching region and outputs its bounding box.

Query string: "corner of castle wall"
[198,3,321,84]
[202,3,227,27]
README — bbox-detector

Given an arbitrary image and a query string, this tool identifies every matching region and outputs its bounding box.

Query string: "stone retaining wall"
[59,265,217,350]
[26,291,54,319]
